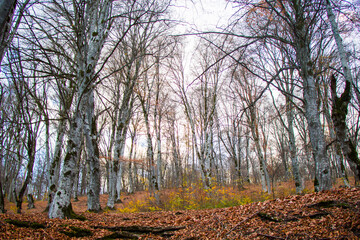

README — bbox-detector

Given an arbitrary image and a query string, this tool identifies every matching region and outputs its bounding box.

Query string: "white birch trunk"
[285,82,303,193]
[107,96,133,207]
[245,136,251,183]
[48,111,83,219]
[326,0,359,102]
[47,115,66,209]
[303,75,331,191]
[106,160,117,209]
[292,5,331,191]
[84,90,101,212]
[49,0,112,218]
[287,105,303,193]
[248,107,271,194]
[327,0,359,185]
[127,131,136,194]
[156,128,162,190]
[116,160,123,203]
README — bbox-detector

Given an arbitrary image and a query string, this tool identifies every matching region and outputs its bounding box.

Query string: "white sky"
[172,0,236,32]
[169,0,238,84]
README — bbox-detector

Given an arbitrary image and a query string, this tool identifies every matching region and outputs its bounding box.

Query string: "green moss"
[61,203,87,221]
[60,226,92,238]
[314,177,319,192]
[97,232,138,240]
[257,212,282,222]
[64,170,71,177]
[5,219,46,229]
[310,200,350,209]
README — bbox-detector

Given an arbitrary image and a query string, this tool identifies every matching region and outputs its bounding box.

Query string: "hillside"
[0,187,360,239]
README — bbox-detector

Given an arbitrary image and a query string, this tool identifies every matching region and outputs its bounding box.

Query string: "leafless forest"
[0,0,360,219]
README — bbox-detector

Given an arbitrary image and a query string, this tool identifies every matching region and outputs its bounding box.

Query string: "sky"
[172,0,237,32]
[169,0,238,84]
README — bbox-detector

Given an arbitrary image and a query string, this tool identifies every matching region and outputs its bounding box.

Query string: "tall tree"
[233,67,271,193]
[228,0,332,191]
[49,0,113,218]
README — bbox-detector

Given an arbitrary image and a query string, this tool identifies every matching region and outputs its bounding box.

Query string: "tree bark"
[292,4,331,191]
[27,194,35,209]
[285,76,303,193]
[330,74,360,183]
[0,179,5,213]
[107,94,134,208]
[48,0,112,218]
[248,106,271,194]
[326,0,360,104]
[47,113,67,211]
[15,130,37,213]
[0,0,16,63]
[84,90,101,212]
[49,113,83,219]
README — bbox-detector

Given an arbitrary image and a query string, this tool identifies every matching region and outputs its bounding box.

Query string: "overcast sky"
[172,0,237,33]
[169,0,238,80]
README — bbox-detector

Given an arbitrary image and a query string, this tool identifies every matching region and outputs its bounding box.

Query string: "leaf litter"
[0,187,359,239]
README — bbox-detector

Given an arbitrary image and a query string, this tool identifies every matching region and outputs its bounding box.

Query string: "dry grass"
[3,177,354,214]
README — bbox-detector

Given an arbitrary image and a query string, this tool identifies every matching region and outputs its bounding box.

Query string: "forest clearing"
[1,1,360,238]
[1,181,360,239]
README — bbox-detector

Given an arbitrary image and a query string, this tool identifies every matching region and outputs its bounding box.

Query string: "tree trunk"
[322,81,350,187]
[0,0,16,64]
[107,95,133,208]
[127,128,137,194]
[302,74,331,192]
[245,136,251,183]
[15,129,36,214]
[47,115,67,210]
[286,89,303,193]
[331,75,360,184]
[116,161,123,203]
[326,0,360,104]
[48,0,112,218]
[0,179,5,213]
[293,9,331,191]
[48,114,83,219]
[27,194,35,209]
[144,109,158,194]
[248,106,271,193]
[107,160,118,209]
[84,90,101,212]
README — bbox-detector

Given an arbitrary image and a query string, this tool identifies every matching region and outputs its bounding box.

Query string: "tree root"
[93,225,185,239]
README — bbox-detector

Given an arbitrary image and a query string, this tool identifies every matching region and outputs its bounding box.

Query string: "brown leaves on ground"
[1,187,360,239]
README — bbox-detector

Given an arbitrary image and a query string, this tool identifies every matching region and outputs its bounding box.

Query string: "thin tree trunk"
[248,107,271,193]
[108,96,133,208]
[15,130,36,214]
[0,178,5,213]
[245,136,251,183]
[286,93,303,193]
[128,148,134,194]
[47,115,67,210]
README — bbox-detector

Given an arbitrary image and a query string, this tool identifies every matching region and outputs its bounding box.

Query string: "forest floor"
[1,183,360,239]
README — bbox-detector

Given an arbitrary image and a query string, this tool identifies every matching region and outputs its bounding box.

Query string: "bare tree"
[226,0,332,191]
